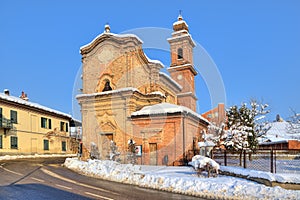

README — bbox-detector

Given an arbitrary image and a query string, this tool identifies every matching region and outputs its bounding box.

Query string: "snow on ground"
[221,166,300,184]
[0,154,76,161]
[64,158,300,200]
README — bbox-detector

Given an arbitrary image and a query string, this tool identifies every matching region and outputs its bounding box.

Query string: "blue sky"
[1,0,299,121]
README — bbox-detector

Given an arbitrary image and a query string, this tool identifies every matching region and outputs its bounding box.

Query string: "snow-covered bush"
[189,155,220,177]
[127,139,137,164]
[109,140,121,162]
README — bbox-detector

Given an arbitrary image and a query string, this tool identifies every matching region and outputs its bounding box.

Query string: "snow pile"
[64,158,300,199]
[64,158,143,184]
[221,166,300,184]
[189,155,220,172]
[0,154,76,161]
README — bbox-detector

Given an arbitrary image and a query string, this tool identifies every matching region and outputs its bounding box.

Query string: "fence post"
[224,150,227,166]
[243,150,247,168]
[270,149,274,173]
[274,150,276,173]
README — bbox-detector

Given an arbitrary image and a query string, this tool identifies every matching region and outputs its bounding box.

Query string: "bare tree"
[287,109,300,139]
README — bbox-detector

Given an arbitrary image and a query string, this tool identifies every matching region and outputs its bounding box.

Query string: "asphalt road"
[0,157,203,200]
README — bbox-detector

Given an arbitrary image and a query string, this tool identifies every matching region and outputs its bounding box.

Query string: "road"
[0,157,202,200]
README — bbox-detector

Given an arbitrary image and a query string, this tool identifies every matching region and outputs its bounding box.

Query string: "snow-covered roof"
[143,54,164,67]
[131,103,209,123]
[0,93,71,118]
[148,91,166,98]
[76,87,139,99]
[80,32,143,51]
[259,121,300,144]
[159,72,182,90]
[171,29,189,36]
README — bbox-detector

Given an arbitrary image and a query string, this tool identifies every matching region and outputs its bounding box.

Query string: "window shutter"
[60,122,64,131]
[48,119,52,129]
[0,107,2,126]
[0,135,2,149]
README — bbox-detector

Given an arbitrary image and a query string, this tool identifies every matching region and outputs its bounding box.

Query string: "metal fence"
[212,149,300,174]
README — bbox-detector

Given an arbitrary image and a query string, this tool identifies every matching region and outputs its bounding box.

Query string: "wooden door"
[149,143,157,165]
[101,134,113,159]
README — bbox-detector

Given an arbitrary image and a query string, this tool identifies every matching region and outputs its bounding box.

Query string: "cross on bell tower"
[167,13,198,112]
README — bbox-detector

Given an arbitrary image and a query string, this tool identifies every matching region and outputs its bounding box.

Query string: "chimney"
[4,89,10,96]
[20,91,29,101]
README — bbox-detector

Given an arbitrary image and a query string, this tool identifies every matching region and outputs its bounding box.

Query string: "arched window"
[102,80,112,92]
[177,48,183,59]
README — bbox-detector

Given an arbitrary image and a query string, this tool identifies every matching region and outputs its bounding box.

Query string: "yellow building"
[0,90,75,155]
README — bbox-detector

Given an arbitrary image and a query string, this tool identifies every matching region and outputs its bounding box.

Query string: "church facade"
[77,15,210,165]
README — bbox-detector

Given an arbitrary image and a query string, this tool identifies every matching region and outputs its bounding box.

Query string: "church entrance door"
[101,133,113,160]
[149,143,157,165]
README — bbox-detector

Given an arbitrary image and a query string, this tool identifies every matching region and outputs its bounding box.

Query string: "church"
[77,14,210,165]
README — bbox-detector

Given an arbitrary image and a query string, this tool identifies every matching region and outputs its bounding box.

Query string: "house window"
[10,136,18,149]
[60,122,65,131]
[60,122,69,132]
[62,141,66,151]
[41,117,52,129]
[10,110,17,124]
[0,135,2,149]
[41,117,47,128]
[44,139,49,150]
[177,48,183,59]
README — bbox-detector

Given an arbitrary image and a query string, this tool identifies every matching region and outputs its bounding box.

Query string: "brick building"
[202,103,226,125]
[77,15,210,165]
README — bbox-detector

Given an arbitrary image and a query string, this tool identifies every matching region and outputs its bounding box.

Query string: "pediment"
[80,33,143,56]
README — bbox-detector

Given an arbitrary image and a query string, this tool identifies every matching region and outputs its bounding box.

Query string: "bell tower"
[167,13,198,112]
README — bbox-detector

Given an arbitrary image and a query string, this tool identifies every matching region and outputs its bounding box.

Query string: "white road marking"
[55,184,72,190]
[31,177,45,182]
[0,165,23,176]
[40,168,119,195]
[85,192,114,200]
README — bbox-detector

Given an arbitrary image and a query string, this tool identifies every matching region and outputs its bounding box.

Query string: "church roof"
[80,31,143,54]
[131,103,209,124]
